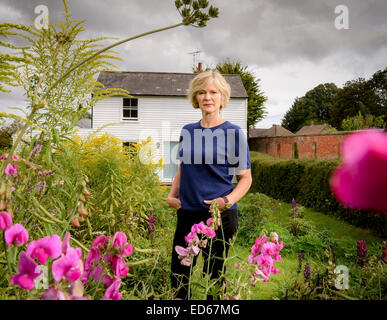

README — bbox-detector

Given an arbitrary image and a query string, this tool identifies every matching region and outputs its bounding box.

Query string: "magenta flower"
[111,232,133,256]
[41,287,66,300]
[26,234,62,264]
[11,251,42,290]
[52,247,83,283]
[5,223,29,246]
[104,278,122,300]
[91,235,111,250]
[330,129,387,212]
[0,211,12,230]
[5,163,18,176]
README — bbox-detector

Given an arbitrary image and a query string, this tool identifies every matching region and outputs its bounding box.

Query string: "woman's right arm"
[167,164,182,210]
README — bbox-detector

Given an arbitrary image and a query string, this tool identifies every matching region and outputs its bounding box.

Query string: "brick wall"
[248,132,352,159]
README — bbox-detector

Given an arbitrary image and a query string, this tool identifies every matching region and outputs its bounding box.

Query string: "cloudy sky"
[1,0,386,128]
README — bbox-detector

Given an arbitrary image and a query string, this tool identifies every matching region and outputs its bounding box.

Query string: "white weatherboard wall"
[76,95,248,183]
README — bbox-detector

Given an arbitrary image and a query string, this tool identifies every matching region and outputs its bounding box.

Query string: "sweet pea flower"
[5,223,29,246]
[61,232,82,258]
[111,232,133,256]
[104,278,122,300]
[26,234,62,265]
[91,235,111,250]
[0,211,12,230]
[5,163,18,176]
[52,247,83,283]
[11,251,42,290]
[330,129,387,212]
[42,287,66,300]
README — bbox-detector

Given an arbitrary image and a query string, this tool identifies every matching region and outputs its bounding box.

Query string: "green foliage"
[250,156,387,236]
[330,78,383,130]
[175,0,219,27]
[215,60,267,129]
[341,111,386,131]
[281,83,338,133]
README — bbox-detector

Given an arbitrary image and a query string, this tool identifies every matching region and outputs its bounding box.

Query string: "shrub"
[250,154,387,236]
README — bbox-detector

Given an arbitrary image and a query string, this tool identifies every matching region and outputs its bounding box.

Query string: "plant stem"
[3,234,19,299]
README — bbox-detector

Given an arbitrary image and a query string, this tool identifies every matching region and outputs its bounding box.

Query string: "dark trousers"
[170,207,238,300]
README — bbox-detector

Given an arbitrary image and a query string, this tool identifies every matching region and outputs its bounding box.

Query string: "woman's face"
[196,82,222,115]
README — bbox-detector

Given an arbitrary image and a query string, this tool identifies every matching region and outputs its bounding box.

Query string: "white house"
[76,71,248,183]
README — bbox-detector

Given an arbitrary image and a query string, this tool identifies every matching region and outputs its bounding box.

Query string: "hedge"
[250,152,387,237]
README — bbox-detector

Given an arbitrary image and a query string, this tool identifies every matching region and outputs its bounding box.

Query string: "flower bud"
[71,218,80,228]
[0,200,6,211]
[78,208,88,217]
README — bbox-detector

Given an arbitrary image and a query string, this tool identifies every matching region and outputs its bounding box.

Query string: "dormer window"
[123,98,138,121]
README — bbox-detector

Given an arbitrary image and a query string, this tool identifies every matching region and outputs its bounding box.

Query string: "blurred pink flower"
[330,129,387,212]
[42,287,66,300]
[5,163,18,176]
[0,211,12,230]
[11,251,41,290]
[52,247,83,283]
[91,235,111,250]
[5,223,29,246]
[26,234,62,264]
[104,278,122,300]
[111,232,133,256]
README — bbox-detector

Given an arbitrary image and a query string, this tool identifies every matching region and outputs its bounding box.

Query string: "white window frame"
[122,97,139,121]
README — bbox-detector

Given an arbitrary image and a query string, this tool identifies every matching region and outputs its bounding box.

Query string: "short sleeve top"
[176,120,251,211]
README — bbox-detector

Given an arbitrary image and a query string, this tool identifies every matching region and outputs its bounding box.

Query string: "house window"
[122,98,138,121]
[123,141,138,156]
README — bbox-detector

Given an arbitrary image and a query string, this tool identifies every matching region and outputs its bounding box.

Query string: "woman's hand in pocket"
[167,196,182,210]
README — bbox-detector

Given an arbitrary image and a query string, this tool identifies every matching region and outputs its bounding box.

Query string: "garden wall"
[248,132,351,159]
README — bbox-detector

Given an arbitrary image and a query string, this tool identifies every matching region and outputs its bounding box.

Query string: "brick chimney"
[198,62,203,72]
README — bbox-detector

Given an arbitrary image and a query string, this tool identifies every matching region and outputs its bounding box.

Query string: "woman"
[167,70,252,299]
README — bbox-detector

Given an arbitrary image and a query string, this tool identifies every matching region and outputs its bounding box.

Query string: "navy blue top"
[176,120,251,211]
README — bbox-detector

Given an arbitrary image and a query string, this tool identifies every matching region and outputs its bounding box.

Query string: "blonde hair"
[188,70,231,109]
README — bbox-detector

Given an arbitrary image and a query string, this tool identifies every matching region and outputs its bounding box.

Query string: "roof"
[75,118,92,129]
[249,125,294,138]
[96,71,248,98]
[296,124,331,135]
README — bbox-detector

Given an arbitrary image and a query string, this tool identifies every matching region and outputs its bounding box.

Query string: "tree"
[369,66,387,120]
[281,83,338,133]
[215,60,267,129]
[329,78,382,130]
[341,111,385,131]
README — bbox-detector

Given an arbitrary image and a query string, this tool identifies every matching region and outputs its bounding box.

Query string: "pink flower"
[5,223,29,246]
[42,287,66,300]
[91,235,111,250]
[5,163,18,176]
[104,278,122,300]
[175,245,189,258]
[111,232,133,256]
[26,234,62,264]
[330,129,387,212]
[11,251,42,290]
[0,211,12,230]
[61,233,82,258]
[110,255,129,278]
[52,248,83,283]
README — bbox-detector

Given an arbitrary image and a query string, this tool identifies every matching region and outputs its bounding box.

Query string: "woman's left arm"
[204,169,252,211]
